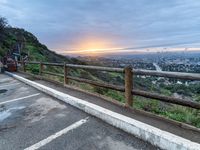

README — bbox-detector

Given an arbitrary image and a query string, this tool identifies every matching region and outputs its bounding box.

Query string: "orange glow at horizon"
[62,46,200,56]
[61,38,200,56]
[78,40,108,50]
[65,38,119,56]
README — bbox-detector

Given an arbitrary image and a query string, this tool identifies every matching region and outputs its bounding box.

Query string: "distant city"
[74,50,200,73]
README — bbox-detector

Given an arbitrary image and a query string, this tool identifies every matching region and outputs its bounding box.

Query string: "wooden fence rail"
[67,76,125,92]
[133,69,200,80]
[66,64,124,73]
[18,61,200,109]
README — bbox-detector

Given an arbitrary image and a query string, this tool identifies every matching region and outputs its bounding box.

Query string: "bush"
[26,64,39,74]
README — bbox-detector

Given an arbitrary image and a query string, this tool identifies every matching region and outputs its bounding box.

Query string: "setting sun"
[79,40,108,51]
[64,38,119,56]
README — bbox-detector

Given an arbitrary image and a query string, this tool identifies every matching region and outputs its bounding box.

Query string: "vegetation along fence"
[18,61,200,109]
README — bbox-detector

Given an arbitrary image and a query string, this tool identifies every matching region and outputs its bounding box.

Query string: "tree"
[0,17,8,57]
[0,17,7,33]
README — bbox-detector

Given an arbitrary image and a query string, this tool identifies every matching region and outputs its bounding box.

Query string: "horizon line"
[59,47,200,56]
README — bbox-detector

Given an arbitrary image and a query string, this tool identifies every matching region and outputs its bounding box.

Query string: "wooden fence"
[19,61,200,109]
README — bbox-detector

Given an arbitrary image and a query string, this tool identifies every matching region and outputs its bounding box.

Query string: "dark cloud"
[1,0,200,53]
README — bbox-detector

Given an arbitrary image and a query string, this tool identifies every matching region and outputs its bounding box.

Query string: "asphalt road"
[0,74,158,150]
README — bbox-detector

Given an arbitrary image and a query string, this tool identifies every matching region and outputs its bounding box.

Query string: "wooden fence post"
[39,62,43,75]
[22,60,26,72]
[64,62,68,85]
[124,66,133,107]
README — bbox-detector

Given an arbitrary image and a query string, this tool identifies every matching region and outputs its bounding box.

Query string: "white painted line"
[6,72,200,150]
[0,82,21,88]
[24,117,89,150]
[0,93,40,105]
[0,77,13,81]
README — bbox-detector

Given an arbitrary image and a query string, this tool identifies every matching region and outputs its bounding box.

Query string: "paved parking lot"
[0,74,157,150]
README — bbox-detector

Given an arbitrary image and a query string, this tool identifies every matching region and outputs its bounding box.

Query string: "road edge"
[6,71,200,150]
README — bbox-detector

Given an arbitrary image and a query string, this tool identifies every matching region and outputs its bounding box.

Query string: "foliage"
[25,64,40,75]
[133,97,200,127]
[0,17,7,32]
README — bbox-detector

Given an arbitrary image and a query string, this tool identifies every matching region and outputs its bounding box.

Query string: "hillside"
[0,18,82,64]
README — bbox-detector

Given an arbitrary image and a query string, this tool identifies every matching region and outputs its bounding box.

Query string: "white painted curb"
[6,72,200,150]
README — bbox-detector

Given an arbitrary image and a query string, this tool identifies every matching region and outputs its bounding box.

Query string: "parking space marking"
[24,117,89,150]
[0,93,40,105]
[0,77,13,81]
[0,82,21,88]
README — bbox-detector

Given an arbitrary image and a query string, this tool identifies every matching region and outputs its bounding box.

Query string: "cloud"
[0,0,8,4]
[1,0,200,54]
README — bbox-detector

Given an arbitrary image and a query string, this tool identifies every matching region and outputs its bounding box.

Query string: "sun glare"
[78,39,109,51]
[67,38,117,56]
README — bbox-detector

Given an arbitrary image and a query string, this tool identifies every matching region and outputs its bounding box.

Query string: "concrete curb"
[6,72,200,150]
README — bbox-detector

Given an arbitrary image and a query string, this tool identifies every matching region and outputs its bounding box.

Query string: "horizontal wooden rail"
[26,61,40,64]
[132,89,200,109]
[18,61,64,66]
[67,76,125,92]
[66,64,124,73]
[133,69,200,80]
[42,71,64,77]
[19,61,200,80]
[42,62,64,67]
[18,61,39,64]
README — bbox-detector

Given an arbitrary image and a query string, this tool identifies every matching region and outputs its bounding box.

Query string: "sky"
[1,0,200,56]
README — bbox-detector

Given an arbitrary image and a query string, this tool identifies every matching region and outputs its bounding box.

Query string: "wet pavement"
[0,74,158,150]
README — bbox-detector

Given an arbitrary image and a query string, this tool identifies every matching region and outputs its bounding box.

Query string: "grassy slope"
[0,27,83,64]
[0,27,86,75]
